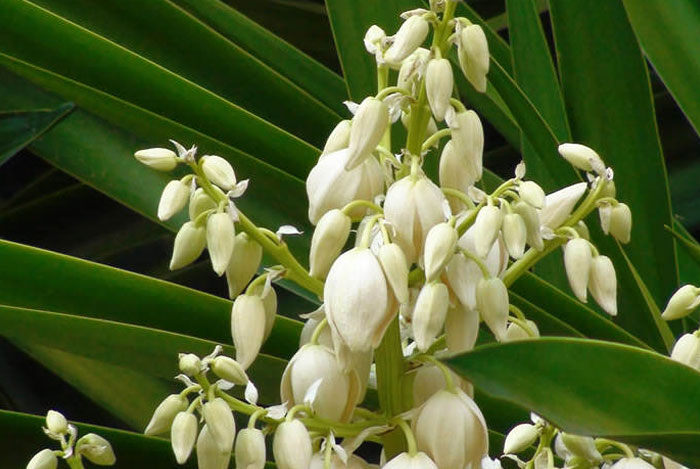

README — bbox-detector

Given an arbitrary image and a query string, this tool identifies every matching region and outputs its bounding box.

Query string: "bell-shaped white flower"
[609,203,632,244]
[670,333,700,370]
[662,285,700,320]
[504,423,539,454]
[325,248,394,352]
[201,398,235,452]
[398,48,430,94]
[459,225,509,276]
[235,428,266,469]
[588,255,617,316]
[135,147,179,171]
[559,433,602,464]
[145,394,188,436]
[27,449,57,469]
[378,243,410,304]
[476,277,509,341]
[158,179,190,221]
[300,317,334,349]
[502,213,526,259]
[171,412,198,464]
[518,181,545,209]
[310,209,352,279]
[612,458,656,469]
[273,420,313,469]
[323,119,352,154]
[512,200,543,251]
[309,453,369,469]
[412,282,449,351]
[346,97,389,169]
[169,221,206,270]
[445,254,482,311]
[445,302,479,353]
[539,182,587,229]
[384,175,448,263]
[189,188,217,221]
[423,223,458,282]
[458,24,490,92]
[383,452,438,469]
[447,110,484,183]
[197,424,232,469]
[201,155,236,190]
[75,433,116,466]
[231,294,267,369]
[472,205,503,258]
[225,232,262,298]
[426,58,453,121]
[211,356,248,385]
[413,388,488,469]
[439,141,479,212]
[385,15,430,65]
[206,212,235,276]
[558,143,605,173]
[45,410,68,435]
[564,238,592,303]
[413,365,473,407]
[503,320,540,342]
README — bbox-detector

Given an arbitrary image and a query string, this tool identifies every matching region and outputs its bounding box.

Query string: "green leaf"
[550,0,676,351]
[446,338,700,467]
[0,102,73,165]
[623,0,700,137]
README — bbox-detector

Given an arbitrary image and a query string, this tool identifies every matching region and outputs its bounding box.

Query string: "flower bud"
[325,248,394,352]
[473,205,503,258]
[385,15,430,65]
[201,155,236,190]
[458,25,490,92]
[310,453,368,469]
[225,232,262,298]
[413,282,450,351]
[588,255,617,316]
[413,365,473,407]
[189,188,217,221]
[383,452,438,469]
[76,433,116,466]
[540,182,587,229]
[27,449,57,469]
[559,433,602,463]
[346,97,389,170]
[202,398,235,452]
[235,428,266,469]
[662,285,700,320]
[670,333,700,370]
[413,389,488,469]
[476,277,509,341]
[424,223,458,282]
[310,209,352,279]
[558,143,604,173]
[171,412,198,464]
[260,285,278,341]
[178,353,202,376]
[426,58,453,121]
[323,120,352,154]
[563,238,592,303]
[512,200,543,251]
[609,203,632,244]
[135,147,179,171]
[459,225,508,276]
[170,221,206,270]
[196,424,231,469]
[211,356,248,385]
[273,420,312,469]
[504,423,538,454]
[445,254,482,311]
[503,320,540,342]
[378,243,410,304]
[612,458,656,469]
[518,181,545,209]
[439,141,479,212]
[398,48,430,94]
[206,212,235,276]
[502,213,527,259]
[231,294,267,369]
[445,303,479,353]
[145,394,189,436]
[45,410,67,435]
[448,110,483,184]
[158,179,190,221]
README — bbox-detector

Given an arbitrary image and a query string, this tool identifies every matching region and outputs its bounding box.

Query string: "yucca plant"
[1,0,700,468]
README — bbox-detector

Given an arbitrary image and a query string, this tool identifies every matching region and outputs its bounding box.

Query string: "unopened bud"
[448,110,484,184]
[504,320,540,342]
[231,294,266,369]
[398,48,430,94]
[445,253,482,310]
[558,143,604,173]
[135,148,179,171]
[323,120,352,154]
[178,353,202,376]
[310,209,351,279]
[145,394,188,436]
[158,180,190,221]
[502,213,526,259]
[346,97,389,169]
[589,255,617,316]
[518,181,545,209]
[385,15,429,65]
[671,333,700,370]
[563,239,592,303]
[225,233,262,298]
[439,141,479,212]
[512,201,543,251]
[45,410,67,435]
[235,428,266,469]
[211,356,248,385]
[504,423,538,454]
[189,188,217,221]
[171,412,198,464]
[170,221,206,270]
[476,277,509,341]
[413,282,450,351]
[662,285,700,320]
[540,182,587,229]
[445,303,479,353]
[76,433,116,466]
[424,223,458,282]
[273,420,313,469]
[27,449,57,469]
[378,243,410,304]
[560,433,602,463]
[612,458,655,469]
[202,398,235,452]
[196,424,231,469]
[458,25,489,93]
[473,205,503,257]
[426,58,453,121]
[384,452,438,469]
[206,212,235,276]
[609,203,632,244]
[201,155,236,190]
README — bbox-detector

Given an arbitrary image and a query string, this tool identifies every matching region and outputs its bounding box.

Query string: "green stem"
[460,248,491,278]
[421,128,452,152]
[442,187,475,209]
[394,418,418,456]
[66,457,86,469]
[342,199,383,216]
[376,86,410,100]
[309,318,328,345]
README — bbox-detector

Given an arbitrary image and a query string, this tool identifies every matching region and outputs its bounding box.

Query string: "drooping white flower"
[413,365,473,407]
[378,243,410,304]
[439,141,480,212]
[197,424,232,469]
[158,179,190,221]
[273,420,313,469]
[503,320,540,342]
[457,25,490,93]
[346,97,390,169]
[472,205,503,258]
[518,181,545,209]
[201,398,235,452]
[27,449,57,469]
[476,277,509,341]
[426,58,454,121]
[612,458,656,469]
[559,433,602,464]
[539,182,587,229]
[323,119,352,154]
[558,143,605,173]
[588,255,617,316]
[502,213,527,259]
[134,147,179,171]
[45,410,68,435]
[309,209,352,279]
[444,302,479,353]
[385,15,430,65]
[423,222,458,282]
[234,428,266,469]
[383,452,438,469]
[189,188,217,220]
[225,232,262,298]
[563,238,592,303]
[412,282,450,351]
[201,155,236,190]
[206,212,235,276]
[171,412,198,464]
[211,356,248,385]
[504,423,539,454]
[145,394,188,436]
[662,285,700,320]
[398,48,430,95]
[609,202,632,244]
[447,110,484,184]
[231,294,267,369]
[169,221,206,270]
[512,200,543,251]
[670,333,700,370]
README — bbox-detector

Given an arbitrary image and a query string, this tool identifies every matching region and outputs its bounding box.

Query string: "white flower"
[206,212,235,276]
[518,181,545,209]
[502,213,527,259]
[383,452,438,469]
[612,458,656,469]
[310,209,352,279]
[503,424,538,454]
[273,420,313,469]
[385,15,430,65]
[423,223,458,282]
[446,110,484,184]
[211,356,248,385]
[231,294,267,369]
[439,141,479,212]
[323,119,352,154]
[197,424,232,469]
[413,365,473,407]
[171,412,198,464]
[412,282,450,351]
[234,428,266,469]
[558,143,605,173]
[45,410,68,435]
[564,238,592,303]
[225,232,262,298]
[512,200,543,251]
[378,243,410,304]
[588,255,617,316]
[426,58,454,121]
[145,394,188,436]
[346,98,389,169]
[134,147,179,171]
[476,277,509,341]
[662,285,700,320]
[201,155,236,190]
[503,320,540,341]
[670,333,700,370]
[472,205,503,258]
[445,302,480,353]
[201,398,235,452]
[189,188,217,220]
[169,221,206,270]
[559,433,602,464]
[539,182,587,229]
[458,25,490,93]
[27,449,57,469]
[158,179,190,221]
[609,203,632,244]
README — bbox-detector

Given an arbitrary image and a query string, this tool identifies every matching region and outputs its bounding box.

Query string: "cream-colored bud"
[398,48,430,94]
[189,188,217,221]
[385,15,429,65]
[589,255,617,316]
[346,97,389,170]
[445,254,482,311]
[599,204,612,235]
[196,424,231,469]
[426,58,453,121]
[325,248,393,352]
[260,285,278,342]
[323,119,352,154]
[158,179,190,221]
[45,410,67,435]
[560,433,602,463]
[76,433,116,466]
[273,420,312,469]
[135,147,179,171]
[201,155,236,190]
[170,221,206,270]
[145,394,188,436]
[662,285,700,320]
[448,110,484,184]
[225,232,262,298]
[178,353,201,376]
[518,181,545,209]
[378,243,410,304]
[384,452,438,469]
[413,282,449,351]
[206,212,235,276]
[504,320,540,342]
[558,143,604,173]
[504,423,538,454]
[310,209,351,279]
[612,458,655,469]
[458,225,508,276]
[445,303,479,353]
[202,398,235,452]
[211,356,248,385]
[473,205,503,258]
[171,412,198,464]
[281,344,359,421]
[476,277,509,341]
[458,25,490,92]
[27,449,57,469]
[609,203,632,244]
[424,223,458,282]
[540,182,587,229]
[671,333,700,370]
[413,365,473,407]
[310,453,368,469]
[502,213,527,259]
[512,200,543,251]
[413,389,488,469]
[439,141,478,212]
[231,294,266,369]
[235,428,266,469]
[563,238,592,303]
